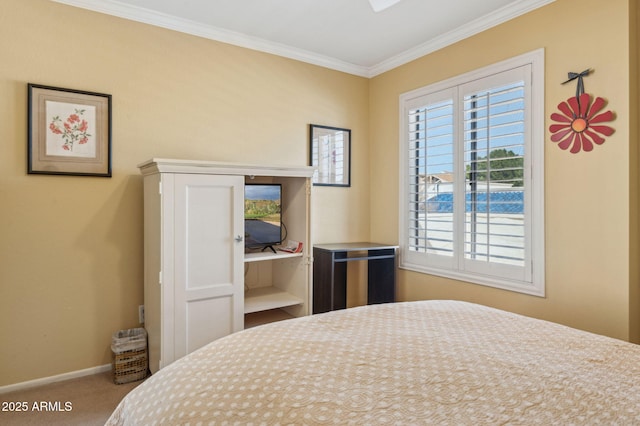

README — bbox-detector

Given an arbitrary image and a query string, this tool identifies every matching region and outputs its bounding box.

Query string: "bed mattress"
[106,300,640,425]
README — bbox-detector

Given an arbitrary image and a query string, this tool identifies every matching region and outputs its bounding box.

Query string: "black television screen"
[244,184,282,249]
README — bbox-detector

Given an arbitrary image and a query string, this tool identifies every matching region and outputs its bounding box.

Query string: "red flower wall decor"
[549,69,615,154]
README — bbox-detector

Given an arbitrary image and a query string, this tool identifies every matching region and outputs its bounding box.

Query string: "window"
[399,49,544,296]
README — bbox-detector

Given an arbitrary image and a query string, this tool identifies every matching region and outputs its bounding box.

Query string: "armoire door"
[172,173,244,361]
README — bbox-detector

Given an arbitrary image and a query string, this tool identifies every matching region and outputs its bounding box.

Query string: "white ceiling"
[52,0,554,77]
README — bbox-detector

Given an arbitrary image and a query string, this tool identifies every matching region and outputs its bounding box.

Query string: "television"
[244,184,282,252]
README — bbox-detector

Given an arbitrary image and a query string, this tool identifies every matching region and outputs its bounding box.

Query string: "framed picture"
[28,84,112,177]
[309,124,351,187]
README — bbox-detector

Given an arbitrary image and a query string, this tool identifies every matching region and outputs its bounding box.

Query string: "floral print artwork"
[45,101,96,158]
[49,110,90,151]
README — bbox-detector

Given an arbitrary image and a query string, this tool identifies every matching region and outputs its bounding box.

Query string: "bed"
[106,300,640,425]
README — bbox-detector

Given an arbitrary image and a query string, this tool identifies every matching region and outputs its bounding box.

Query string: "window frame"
[398,49,545,297]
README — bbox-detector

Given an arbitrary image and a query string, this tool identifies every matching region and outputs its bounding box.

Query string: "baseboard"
[0,364,112,395]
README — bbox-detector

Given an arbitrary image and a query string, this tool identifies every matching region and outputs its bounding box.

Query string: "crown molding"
[51,0,554,79]
[367,0,555,77]
[51,0,371,76]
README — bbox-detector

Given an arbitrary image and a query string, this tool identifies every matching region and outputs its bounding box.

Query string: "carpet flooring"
[0,370,144,425]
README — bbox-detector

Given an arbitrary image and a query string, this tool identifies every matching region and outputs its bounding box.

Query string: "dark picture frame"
[28,83,112,177]
[309,124,351,187]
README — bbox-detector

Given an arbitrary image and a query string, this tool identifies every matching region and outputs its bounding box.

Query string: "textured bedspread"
[106,301,640,425]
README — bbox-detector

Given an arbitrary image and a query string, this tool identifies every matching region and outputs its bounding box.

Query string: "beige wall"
[370,0,639,341]
[629,0,640,342]
[0,0,369,386]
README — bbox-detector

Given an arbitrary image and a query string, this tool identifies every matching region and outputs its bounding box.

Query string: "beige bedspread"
[106,301,640,425]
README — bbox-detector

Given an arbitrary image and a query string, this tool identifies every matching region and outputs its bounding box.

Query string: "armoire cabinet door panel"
[182,183,234,288]
[185,296,234,354]
[172,173,244,361]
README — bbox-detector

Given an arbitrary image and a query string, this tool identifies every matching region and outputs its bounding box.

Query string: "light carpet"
[1,371,143,425]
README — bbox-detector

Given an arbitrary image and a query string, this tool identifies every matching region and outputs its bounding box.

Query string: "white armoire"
[139,158,314,373]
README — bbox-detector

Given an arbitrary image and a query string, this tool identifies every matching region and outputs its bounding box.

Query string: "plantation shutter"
[400,50,544,296]
[403,88,455,270]
[459,65,531,282]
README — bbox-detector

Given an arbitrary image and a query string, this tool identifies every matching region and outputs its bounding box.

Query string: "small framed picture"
[309,124,351,187]
[28,84,112,177]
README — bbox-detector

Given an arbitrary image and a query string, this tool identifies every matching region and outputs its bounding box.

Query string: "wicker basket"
[111,328,148,384]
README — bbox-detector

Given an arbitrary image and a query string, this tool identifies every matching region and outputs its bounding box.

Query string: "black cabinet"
[313,243,398,314]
